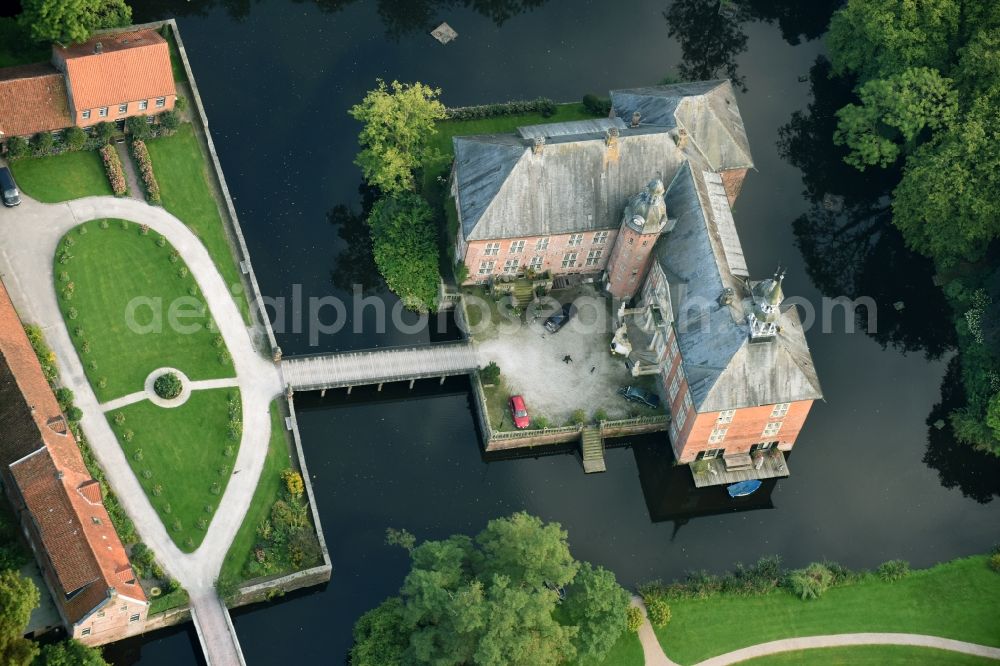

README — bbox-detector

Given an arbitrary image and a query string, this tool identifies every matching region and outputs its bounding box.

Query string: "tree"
[0,569,40,666]
[474,512,578,590]
[19,0,132,45]
[349,79,446,193]
[157,110,180,134]
[350,598,406,666]
[35,640,108,666]
[31,131,54,156]
[64,126,87,151]
[366,193,440,312]
[126,115,152,141]
[93,121,116,146]
[5,136,30,160]
[561,563,630,662]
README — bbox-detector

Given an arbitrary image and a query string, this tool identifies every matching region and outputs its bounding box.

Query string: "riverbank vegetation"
[824,0,1000,455]
[646,554,1000,665]
[350,513,632,666]
[218,401,323,592]
[54,221,233,402]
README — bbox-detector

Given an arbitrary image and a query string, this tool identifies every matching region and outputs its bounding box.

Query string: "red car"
[509,395,530,429]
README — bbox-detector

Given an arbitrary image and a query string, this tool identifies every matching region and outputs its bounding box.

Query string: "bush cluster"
[625,606,643,633]
[24,324,58,385]
[787,562,834,600]
[582,94,612,116]
[479,361,501,385]
[4,124,115,161]
[154,372,183,399]
[244,469,322,580]
[444,97,557,120]
[130,139,161,204]
[99,144,128,196]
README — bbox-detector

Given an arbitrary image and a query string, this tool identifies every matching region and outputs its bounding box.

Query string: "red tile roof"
[54,29,175,110]
[0,62,72,140]
[0,280,146,625]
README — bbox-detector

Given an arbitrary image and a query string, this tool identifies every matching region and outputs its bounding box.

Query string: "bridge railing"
[599,414,670,430]
[283,339,473,362]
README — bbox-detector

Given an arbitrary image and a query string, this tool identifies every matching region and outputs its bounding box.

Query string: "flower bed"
[131,139,161,204]
[99,144,128,196]
[444,97,557,120]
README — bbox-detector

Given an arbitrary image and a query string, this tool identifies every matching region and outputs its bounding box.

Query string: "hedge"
[99,144,128,196]
[130,139,161,204]
[444,97,557,120]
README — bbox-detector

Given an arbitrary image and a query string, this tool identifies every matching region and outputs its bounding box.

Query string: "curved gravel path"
[0,194,281,665]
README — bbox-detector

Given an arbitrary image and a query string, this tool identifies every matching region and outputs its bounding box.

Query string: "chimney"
[631,111,641,128]
[605,127,619,148]
[56,470,64,480]
[532,136,545,155]
[675,128,688,150]
[94,42,103,54]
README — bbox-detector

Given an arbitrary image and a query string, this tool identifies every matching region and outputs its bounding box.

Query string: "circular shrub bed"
[154,372,183,400]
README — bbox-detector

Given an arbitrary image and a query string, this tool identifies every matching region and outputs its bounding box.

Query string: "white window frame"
[717,409,735,424]
[668,372,681,403]
[478,261,495,275]
[682,390,693,414]
[155,97,166,108]
[675,402,687,431]
[509,240,525,254]
[561,252,577,268]
[130,613,141,623]
[528,255,543,270]
[585,248,603,266]
[81,627,91,636]
[98,107,108,117]
[771,403,790,418]
[118,103,127,114]
[668,335,679,361]
[762,421,783,437]
[698,448,724,460]
[484,242,500,256]
[568,233,583,246]
[708,427,727,444]
[535,237,549,251]
[502,258,519,274]
[593,230,609,244]
[138,100,148,110]
[81,109,91,120]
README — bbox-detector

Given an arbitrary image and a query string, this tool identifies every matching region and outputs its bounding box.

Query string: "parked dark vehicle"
[0,167,21,207]
[617,386,660,409]
[544,302,575,333]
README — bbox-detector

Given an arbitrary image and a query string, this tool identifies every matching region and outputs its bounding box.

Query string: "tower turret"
[605,179,668,299]
[748,270,785,340]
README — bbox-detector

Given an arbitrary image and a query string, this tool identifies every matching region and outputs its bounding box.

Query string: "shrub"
[97,377,107,389]
[163,503,173,514]
[178,266,189,278]
[444,97,560,121]
[282,469,305,498]
[142,469,153,479]
[227,419,241,441]
[171,520,182,532]
[877,559,910,582]
[156,236,167,248]
[480,361,501,385]
[645,597,671,627]
[80,340,90,353]
[31,131,54,156]
[154,372,183,399]
[210,482,221,495]
[990,553,1000,573]
[88,360,98,371]
[534,416,550,429]
[5,136,29,160]
[99,144,128,196]
[197,517,208,530]
[59,271,70,283]
[152,484,163,496]
[126,115,153,141]
[134,449,144,462]
[158,110,180,134]
[55,387,74,409]
[130,139,161,204]
[169,251,179,263]
[93,122,116,145]
[78,225,87,235]
[114,411,126,425]
[593,409,609,422]
[99,219,110,229]
[120,219,129,230]
[787,563,833,600]
[217,464,229,477]
[224,445,234,457]
[626,606,643,632]
[65,406,83,423]
[175,96,188,113]
[582,94,612,116]
[570,409,587,425]
[122,429,134,442]
[139,224,149,235]
[67,307,78,320]
[73,326,83,337]
[65,126,87,151]
[184,537,194,549]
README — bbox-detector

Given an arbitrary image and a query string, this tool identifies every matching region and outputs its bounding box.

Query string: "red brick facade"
[605,223,661,298]
[462,229,618,283]
[719,168,748,208]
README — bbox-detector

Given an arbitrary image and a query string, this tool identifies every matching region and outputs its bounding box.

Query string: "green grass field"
[146,124,248,321]
[570,630,643,666]
[737,645,998,665]
[149,587,190,615]
[161,25,189,84]
[656,556,1000,665]
[9,151,113,202]
[55,221,234,402]
[111,389,241,552]
[219,400,293,584]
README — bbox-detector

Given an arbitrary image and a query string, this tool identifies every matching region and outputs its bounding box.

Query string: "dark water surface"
[106,1,1000,663]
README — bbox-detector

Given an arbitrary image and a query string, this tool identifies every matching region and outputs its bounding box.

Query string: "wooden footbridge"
[281,341,480,392]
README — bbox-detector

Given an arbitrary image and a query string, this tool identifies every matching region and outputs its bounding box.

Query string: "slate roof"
[657,162,822,412]
[0,63,72,138]
[55,29,175,110]
[611,80,754,172]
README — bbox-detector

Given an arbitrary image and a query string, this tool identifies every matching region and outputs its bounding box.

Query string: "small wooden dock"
[691,450,790,488]
[580,426,606,473]
[281,342,479,392]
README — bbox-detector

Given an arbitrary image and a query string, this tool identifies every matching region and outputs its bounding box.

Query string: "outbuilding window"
[118,103,127,114]
[509,240,525,254]
[82,109,91,120]
[478,261,494,275]
[535,237,549,251]
[561,252,577,268]
[484,242,500,256]
[138,100,148,110]
[155,97,166,108]
[593,231,609,244]
[568,233,583,246]
[98,107,108,117]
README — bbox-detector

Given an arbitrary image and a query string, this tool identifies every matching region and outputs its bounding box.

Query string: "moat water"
[95,0,1000,663]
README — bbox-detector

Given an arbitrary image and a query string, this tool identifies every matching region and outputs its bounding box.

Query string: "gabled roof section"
[611,80,753,172]
[0,63,72,137]
[55,29,175,110]
[453,134,526,240]
[517,117,626,140]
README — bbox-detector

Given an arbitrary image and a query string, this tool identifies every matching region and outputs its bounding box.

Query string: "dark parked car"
[617,386,660,409]
[0,167,20,207]
[544,302,575,333]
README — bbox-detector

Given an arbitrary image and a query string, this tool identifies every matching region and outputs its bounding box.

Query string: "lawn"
[738,645,999,666]
[570,630,643,666]
[149,587,190,615]
[656,556,1000,665]
[0,17,48,68]
[9,151,113,202]
[160,25,189,84]
[111,388,241,552]
[55,221,234,402]
[146,124,249,322]
[219,400,294,584]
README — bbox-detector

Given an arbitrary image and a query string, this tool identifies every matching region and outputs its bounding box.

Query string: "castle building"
[450,81,822,484]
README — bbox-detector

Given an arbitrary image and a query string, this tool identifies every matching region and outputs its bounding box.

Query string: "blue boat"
[727,479,762,498]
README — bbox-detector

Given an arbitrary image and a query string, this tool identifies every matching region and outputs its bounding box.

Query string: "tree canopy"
[19,0,132,45]
[0,569,40,666]
[349,80,446,194]
[366,192,441,312]
[350,513,630,666]
[35,640,108,666]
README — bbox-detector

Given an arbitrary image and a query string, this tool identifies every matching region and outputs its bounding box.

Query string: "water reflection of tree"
[924,358,1000,504]
[329,184,384,295]
[779,58,955,358]
[739,0,842,46]
[663,0,749,91]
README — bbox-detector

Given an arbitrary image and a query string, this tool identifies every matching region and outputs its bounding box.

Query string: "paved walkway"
[101,376,240,412]
[0,194,281,666]
[114,140,144,201]
[631,596,677,666]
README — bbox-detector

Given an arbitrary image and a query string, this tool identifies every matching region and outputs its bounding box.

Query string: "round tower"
[605,178,668,299]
